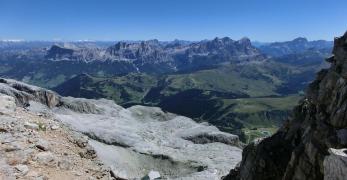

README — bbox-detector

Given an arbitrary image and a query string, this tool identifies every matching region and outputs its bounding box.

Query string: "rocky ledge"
[0,77,242,179]
[223,32,347,180]
[0,94,110,179]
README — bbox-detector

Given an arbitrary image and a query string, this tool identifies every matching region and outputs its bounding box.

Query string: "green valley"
[53,62,307,142]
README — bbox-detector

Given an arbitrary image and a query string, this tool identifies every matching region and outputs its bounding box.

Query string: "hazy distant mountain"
[1,37,267,74]
[46,37,265,66]
[258,37,333,57]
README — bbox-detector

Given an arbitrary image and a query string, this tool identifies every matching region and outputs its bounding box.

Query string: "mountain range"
[0,37,333,142]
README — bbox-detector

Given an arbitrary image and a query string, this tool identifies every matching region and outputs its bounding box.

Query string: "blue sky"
[0,0,346,41]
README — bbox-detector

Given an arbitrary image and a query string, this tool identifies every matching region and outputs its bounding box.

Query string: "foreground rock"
[223,32,347,180]
[0,94,110,179]
[0,77,242,179]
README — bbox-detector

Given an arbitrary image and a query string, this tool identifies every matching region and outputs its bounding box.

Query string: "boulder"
[35,139,50,151]
[35,152,55,166]
[24,122,39,130]
[14,164,29,176]
[323,148,347,180]
[142,170,161,180]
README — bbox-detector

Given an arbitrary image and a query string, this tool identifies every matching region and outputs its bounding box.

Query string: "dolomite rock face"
[223,32,347,180]
[0,77,242,179]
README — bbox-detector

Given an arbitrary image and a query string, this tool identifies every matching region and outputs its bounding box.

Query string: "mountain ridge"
[258,37,333,57]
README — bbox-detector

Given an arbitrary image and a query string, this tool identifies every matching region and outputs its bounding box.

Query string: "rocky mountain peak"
[210,37,234,45]
[46,45,74,59]
[45,44,104,62]
[292,37,309,43]
[237,37,252,46]
[223,31,347,180]
[143,39,160,45]
[188,36,259,55]
[212,37,233,43]
[110,39,161,52]
[105,40,166,62]
[111,41,128,50]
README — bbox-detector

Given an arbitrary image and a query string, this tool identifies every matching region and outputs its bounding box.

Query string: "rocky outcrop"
[0,93,110,179]
[0,78,104,114]
[0,78,60,108]
[223,32,347,180]
[0,77,242,179]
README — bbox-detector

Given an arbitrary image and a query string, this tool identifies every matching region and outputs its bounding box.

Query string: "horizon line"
[0,37,334,43]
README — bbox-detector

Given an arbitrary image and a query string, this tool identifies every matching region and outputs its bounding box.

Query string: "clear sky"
[0,0,346,41]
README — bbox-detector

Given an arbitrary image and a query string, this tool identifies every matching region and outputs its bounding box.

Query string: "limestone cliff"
[223,32,347,180]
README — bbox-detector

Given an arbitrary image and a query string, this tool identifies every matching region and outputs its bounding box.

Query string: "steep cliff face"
[223,32,347,180]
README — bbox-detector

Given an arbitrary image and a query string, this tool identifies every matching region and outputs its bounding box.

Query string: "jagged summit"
[187,37,261,58]
[292,37,308,43]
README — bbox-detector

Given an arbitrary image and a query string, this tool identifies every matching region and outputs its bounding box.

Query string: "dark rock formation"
[223,32,347,180]
[0,78,101,113]
[46,45,74,59]
[0,78,60,107]
[182,132,240,146]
